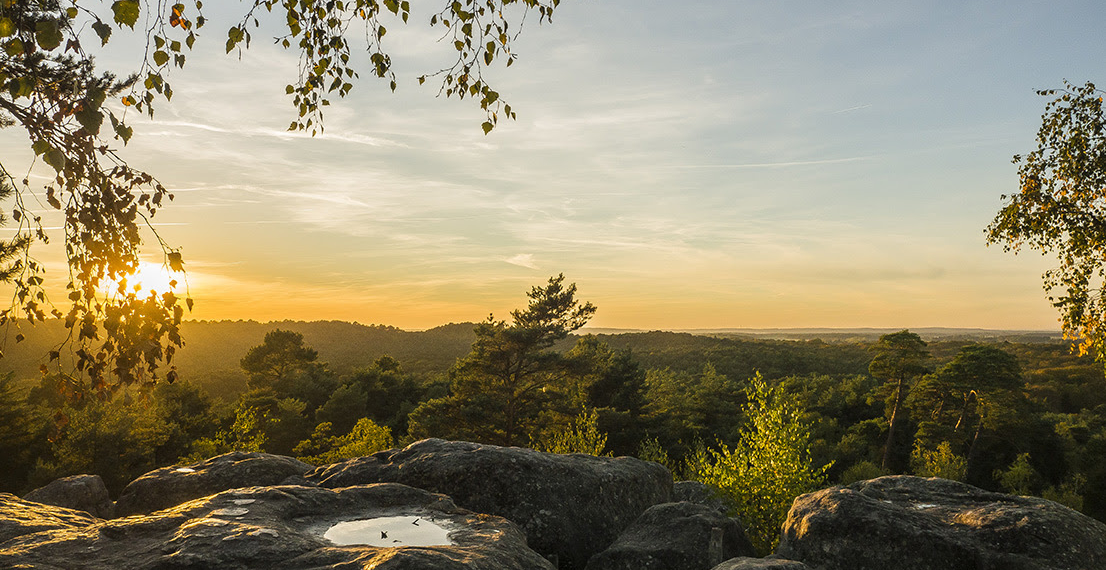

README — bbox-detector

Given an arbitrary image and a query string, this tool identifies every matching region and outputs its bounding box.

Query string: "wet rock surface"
[777,475,1106,570]
[114,451,313,517]
[1,483,553,570]
[308,438,673,570]
[585,501,754,570]
[23,474,115,519]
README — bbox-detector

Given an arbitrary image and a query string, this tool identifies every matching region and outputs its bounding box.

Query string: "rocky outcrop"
[308,438,673,570]
[114,451,313,517]
[0,493,100,544]
[23,474,114,518]
[777,475,1106,570]
[585,501,754,570]
[1,483,553,570]
[713,556,810,570]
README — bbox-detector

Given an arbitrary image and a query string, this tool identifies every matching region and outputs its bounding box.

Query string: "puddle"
[913,503,938,509]
[174,468,196,473]
[323,516,453,547]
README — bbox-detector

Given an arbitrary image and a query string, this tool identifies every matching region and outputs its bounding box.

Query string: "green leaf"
[115,122,133,144]
[112,0,141,29]
[0,18,14,38]
[5,38,23,57]
[481,121,493,135]
[75,106,104,135]
[152,49,169,66]
[31,140,51,156]
[44,149,67,172]
[92,21,112,45]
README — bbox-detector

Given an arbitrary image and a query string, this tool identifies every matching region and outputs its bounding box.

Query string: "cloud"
[505,254,539,270]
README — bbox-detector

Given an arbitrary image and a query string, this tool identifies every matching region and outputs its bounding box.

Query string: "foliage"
[868,330,929,472]
[534,407,608,456]
[636,436,672,472]
[240,330,320,388]
[987,81,1106,361]
[32,397,170,494]
[995,453,1041,495]
[294,417,392,465]
[910,344,1025,485]
[0,0,563,385]
[689,374,830,555]
[911,441,966,481]
[837,460,887,484]
[185,405,267,462]
[407,274,595,446]
[641,363,746,460]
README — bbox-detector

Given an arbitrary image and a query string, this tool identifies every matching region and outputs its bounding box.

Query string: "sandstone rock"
[673,480,726,513]
[114,451,313,517]
[308,438,673,570]
[0,493,100,544]
[585,501,754,570]
[1,483,553,570]
[23,474,114,518]
[777,475,1106,570]
[712,556,810,570]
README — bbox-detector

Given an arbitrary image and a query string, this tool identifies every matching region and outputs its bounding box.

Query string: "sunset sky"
[6,0,1106,331]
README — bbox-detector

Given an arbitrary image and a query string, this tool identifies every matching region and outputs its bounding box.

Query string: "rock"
[585,501,754,570]
[673,481,726,513]
[114,451,313,517]
[712,556,810,570]
[0,483,554,570]
[0,493,100,544]
[23,474,115,518]
[308,438,673,570]
[777,475,1106,570]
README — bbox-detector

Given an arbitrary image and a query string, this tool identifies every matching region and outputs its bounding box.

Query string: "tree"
[689,373,829,555]
[0,0,565,388]
[868,330,929,472]
[408,274,595,446]
[240,329,320,388]
[913,344,1025,485]
[987,81,1106,361]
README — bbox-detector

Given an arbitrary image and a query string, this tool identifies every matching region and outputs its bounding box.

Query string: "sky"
[6,0,1106,331]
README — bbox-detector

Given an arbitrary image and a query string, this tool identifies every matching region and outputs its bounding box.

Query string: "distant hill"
[0,321,1071,401]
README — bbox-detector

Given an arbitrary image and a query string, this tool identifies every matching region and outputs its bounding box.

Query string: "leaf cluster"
[987,81,1106,360]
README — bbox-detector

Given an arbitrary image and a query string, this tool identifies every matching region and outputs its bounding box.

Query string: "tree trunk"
[964,409,986,485]
[882,378,906,471]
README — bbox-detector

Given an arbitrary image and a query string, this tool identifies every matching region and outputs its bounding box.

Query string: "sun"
[104,261,184,297]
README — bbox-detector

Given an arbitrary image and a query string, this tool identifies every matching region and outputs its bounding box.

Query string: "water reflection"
[323,516,453,547]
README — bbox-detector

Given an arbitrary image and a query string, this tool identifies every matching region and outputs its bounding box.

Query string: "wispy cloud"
[504,254,539,270]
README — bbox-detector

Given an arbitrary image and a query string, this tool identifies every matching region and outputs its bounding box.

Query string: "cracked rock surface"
[2,483,553,570]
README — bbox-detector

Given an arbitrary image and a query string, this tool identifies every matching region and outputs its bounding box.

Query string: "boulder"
[23,474,114,518]
[0,483,554,570]
[0,493,100,544]
[673,480,726,513]
[712,556,810,570]
[114,451,313,517]
[777,475,1106,570]
[308,438,673,570]
[585,501,754,570]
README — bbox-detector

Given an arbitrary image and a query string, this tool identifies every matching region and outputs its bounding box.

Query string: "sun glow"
[103,261,185,297]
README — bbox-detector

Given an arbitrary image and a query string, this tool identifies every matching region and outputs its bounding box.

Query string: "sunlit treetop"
[0,0,563,396]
